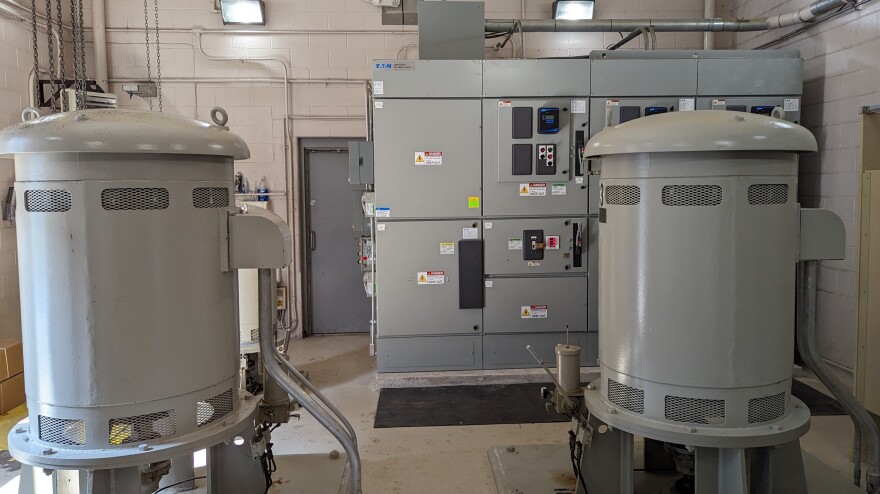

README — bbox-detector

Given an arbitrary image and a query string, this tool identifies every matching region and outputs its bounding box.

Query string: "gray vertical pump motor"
[0,108,290,491]
[577,110,845,492]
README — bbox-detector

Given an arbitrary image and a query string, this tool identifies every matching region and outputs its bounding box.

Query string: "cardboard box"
[0,373,24,414]
[0,339,22,381]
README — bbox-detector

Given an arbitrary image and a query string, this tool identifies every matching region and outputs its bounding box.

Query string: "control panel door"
[483,98,589,217]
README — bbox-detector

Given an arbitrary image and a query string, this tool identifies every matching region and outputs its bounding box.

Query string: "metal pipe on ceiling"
[485,0,852,32]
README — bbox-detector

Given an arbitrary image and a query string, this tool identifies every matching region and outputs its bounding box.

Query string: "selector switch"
[536,144,556,175]
[523,229,545,261]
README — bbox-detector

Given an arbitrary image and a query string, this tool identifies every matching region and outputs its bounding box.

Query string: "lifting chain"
[29,0,39,108]
[55,0,64,108]
[44,0,56,112]
[70,0,83,110]
[76,0,86,109]
[143,0,153,111]
[153,0,162,111]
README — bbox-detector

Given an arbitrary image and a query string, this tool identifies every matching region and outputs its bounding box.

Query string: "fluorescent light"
[220,0,266,25]
[553,0,595,20]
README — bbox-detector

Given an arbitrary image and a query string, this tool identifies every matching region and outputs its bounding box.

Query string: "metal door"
[305,145,370,334]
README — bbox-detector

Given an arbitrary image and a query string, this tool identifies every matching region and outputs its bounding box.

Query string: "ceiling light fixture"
[553,0,595,20]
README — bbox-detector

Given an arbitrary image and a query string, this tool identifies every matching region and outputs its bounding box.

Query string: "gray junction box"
[369,50,804,373]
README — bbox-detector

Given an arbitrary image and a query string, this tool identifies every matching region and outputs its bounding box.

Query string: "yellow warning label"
[418,274,428,283]
[415,153,425,164]
[520,186,529,195]
[522,308,531,317]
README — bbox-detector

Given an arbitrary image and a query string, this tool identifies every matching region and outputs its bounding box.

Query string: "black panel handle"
[575,130,585,176]
[459,239,484,309]
[573,222,583,268]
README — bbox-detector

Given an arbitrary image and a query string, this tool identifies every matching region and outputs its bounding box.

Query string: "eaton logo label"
[374,62,415,71]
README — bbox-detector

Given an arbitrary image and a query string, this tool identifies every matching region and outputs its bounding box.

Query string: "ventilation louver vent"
[101,188,169,211]
[664,396,725,424]
[109,410,176,445]
[661,185,722,207]
[38,416,85,446]
[193,187,230,209]
[605,185,641,206]
[748,392,786,424]
[748,184,789,205]
[607,379,645,414]
[25,190,71,212]
[197,389,235,427]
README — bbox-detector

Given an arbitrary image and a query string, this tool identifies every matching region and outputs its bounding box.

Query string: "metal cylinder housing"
[585,111,817,434]
[0,110,250,459]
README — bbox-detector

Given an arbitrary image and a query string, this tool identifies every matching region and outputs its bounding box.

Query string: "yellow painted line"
[0,405,27,451]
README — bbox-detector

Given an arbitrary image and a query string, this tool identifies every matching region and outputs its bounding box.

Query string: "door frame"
[299,138,365,336]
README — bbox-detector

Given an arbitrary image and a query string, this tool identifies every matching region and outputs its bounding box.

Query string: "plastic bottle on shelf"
[257,177,269,202]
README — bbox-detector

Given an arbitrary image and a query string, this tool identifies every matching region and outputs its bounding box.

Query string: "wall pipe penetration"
[486,0,854,33]
[259,269,362,494]
[799,261,880,493]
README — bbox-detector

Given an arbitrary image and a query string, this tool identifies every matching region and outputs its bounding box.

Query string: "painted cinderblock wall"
[0,13,59,340]
[723,0,880,382]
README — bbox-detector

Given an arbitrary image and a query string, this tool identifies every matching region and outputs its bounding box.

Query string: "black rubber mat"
[374,380,845,429]
[791,379,845,416]
[374,383,565,428]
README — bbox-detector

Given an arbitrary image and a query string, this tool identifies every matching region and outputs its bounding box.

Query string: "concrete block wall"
[723,0,880,383]
[0,10,64,340]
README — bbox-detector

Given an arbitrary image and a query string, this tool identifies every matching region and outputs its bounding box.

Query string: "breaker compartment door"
[483,217,587,275]
[373,99,482,219]
[376,220,483,337]
[483,277,588,334]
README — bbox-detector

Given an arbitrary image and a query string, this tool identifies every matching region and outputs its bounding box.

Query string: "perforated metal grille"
[748,392,786,424]
[664,396,725,424]
[661,185,723,207]
[25,190,71,212]
[605,185,641,206]
[101,188,169,211]
[748,184,789,205]
[197,389,235,427]
[38,416,85,446]
[607,379,645,414]
[109,410,177,445]
[192,187,230,209]
[250,328,260,342]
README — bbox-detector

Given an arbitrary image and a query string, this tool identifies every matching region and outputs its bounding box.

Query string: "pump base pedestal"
[487,442,861,494]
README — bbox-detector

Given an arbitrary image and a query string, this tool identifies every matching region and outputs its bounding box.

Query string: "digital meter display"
[538,107,560,134]
[645,106,669,116]
[751,105,775,116]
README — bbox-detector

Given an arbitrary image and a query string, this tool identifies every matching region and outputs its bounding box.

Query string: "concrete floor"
[276,334,864,493]
[0,333,866,493]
